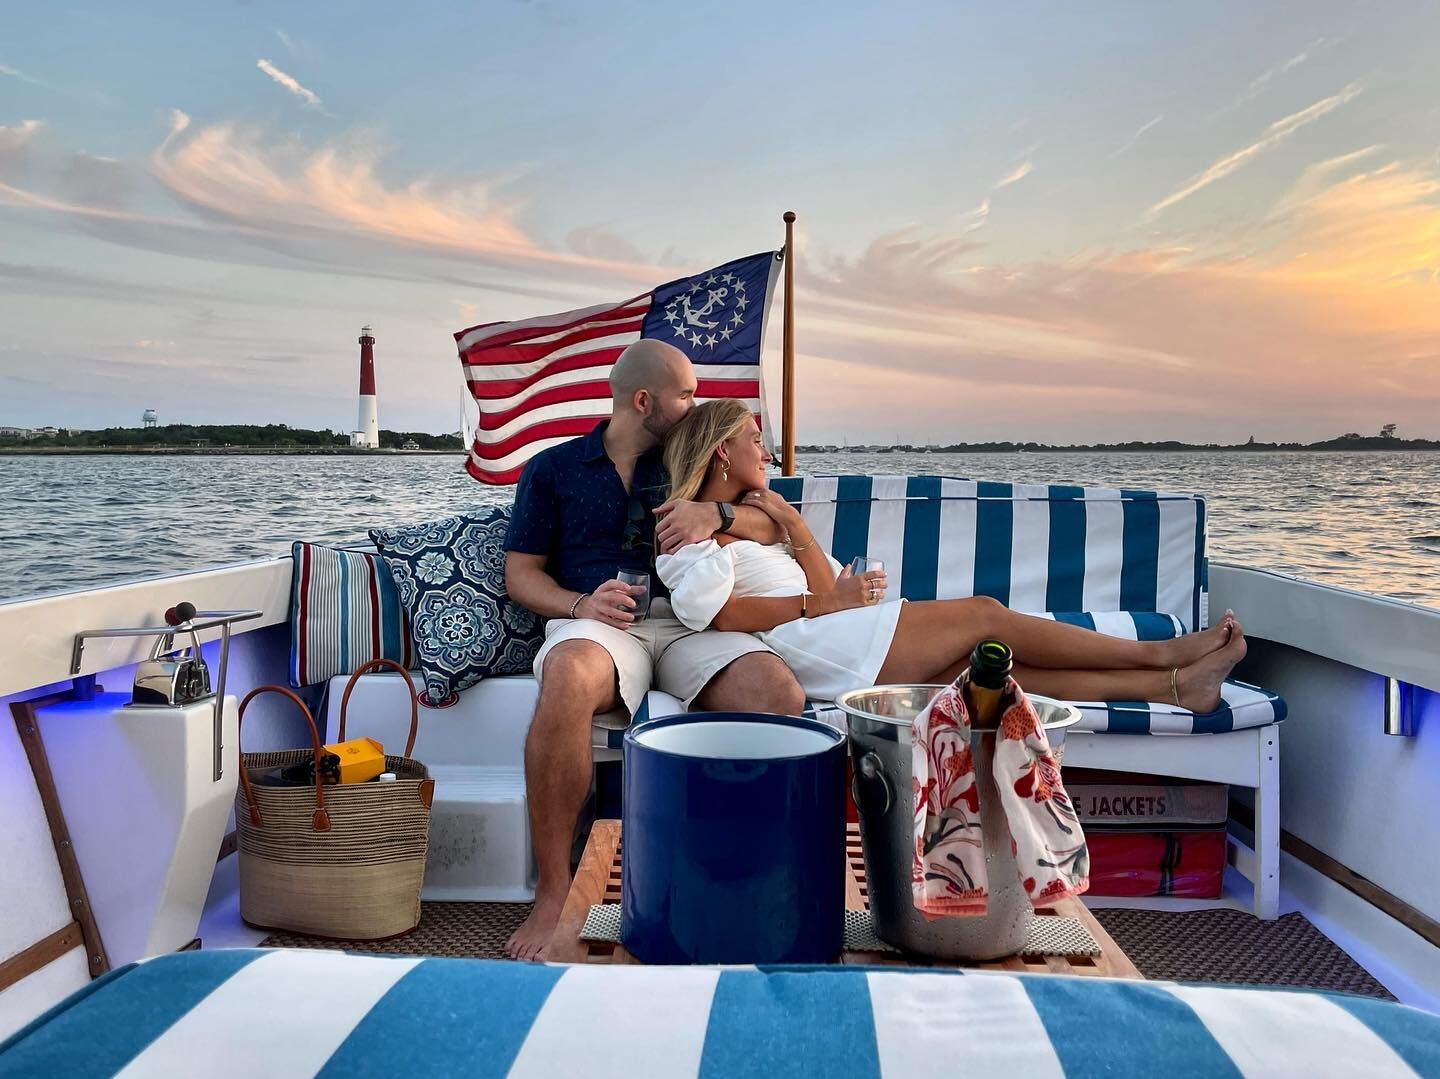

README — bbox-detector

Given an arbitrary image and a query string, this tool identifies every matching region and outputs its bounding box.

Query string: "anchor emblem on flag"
[663,270,749,350]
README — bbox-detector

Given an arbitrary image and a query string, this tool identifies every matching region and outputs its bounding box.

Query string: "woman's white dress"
[656,539,905,701]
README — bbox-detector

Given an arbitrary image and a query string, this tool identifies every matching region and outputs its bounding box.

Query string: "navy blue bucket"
[620,711,846,965]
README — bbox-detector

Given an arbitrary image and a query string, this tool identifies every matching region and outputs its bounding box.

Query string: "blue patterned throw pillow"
[369,507,544,707]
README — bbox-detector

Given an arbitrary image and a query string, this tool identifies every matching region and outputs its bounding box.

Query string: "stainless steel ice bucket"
[835,684,1081,960]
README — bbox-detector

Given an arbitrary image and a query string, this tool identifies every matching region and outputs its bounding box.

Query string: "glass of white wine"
[849,556,885,601]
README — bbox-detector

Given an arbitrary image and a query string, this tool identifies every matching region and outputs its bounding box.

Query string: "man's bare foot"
[505,890,566,962]
[1174,628,1247,713]
[1164,610,1240,668]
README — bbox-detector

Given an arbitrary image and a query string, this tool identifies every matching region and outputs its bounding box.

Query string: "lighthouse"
[351,324,380,449]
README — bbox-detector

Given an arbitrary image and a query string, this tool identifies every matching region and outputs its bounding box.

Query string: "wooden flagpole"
[781,211,796,476]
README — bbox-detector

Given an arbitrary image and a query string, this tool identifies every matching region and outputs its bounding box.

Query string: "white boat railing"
[0,557,291,699]
[1210,561,1440,702]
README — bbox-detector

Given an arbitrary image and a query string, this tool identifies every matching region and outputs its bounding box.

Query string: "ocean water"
[2,451,1438,609]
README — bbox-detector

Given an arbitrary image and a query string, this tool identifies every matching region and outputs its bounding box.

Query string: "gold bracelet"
[801,593,808,618]
[789,532,815,553]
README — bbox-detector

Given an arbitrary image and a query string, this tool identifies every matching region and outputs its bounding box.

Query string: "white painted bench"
[322,675,682,900]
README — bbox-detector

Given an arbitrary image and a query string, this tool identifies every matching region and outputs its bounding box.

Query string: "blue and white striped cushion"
[4,950,1434,1077]
[289,541,412,688]
[803,679,1285,737]
[1067,678,1288,735]
[1040,611,1183,640]
[768,475,1208,633]
[764,475,1288,735]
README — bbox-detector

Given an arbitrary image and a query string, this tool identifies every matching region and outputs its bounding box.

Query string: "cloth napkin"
[911,676,1089,916]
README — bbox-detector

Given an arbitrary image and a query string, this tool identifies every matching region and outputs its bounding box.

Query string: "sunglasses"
[622,494,652,553]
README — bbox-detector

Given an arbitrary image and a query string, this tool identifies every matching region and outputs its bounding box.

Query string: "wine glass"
[849,557,885,601]
[617,570,651,622]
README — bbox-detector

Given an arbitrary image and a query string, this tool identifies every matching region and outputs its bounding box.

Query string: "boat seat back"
[768,474,1208,632]
[767,474,1283,733]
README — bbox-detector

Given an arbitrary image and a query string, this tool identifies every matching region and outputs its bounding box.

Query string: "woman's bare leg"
[889,634,1246,713]
[1013,629,1245,711]
[1008,662,1169,705]
[874,596,1233,683]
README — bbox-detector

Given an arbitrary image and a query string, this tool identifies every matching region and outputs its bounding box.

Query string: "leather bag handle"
[236,684,331,832]
[337,658,421,758]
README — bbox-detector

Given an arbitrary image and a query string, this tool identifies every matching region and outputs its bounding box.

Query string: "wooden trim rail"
[1231,800,1440,948]
[0,923,84,994]
[10,695,111,981]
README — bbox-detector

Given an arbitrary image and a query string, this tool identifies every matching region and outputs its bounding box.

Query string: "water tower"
[143,409,158,428]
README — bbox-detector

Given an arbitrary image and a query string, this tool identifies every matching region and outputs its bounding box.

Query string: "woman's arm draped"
[656,540,737,630]
[710,594,807,633]
[739,488,837,594]
[792,532,839,595]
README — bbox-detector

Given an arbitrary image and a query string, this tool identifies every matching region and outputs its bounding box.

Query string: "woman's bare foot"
[505,890,566,962]
[1174,628,1247,713]
[1162,610,1240,669]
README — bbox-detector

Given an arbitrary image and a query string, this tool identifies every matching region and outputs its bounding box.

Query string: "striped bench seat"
[6,950,1435,1077]
[766,474,1286,735]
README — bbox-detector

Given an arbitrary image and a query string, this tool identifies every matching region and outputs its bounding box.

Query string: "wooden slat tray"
[549,820,1142,978]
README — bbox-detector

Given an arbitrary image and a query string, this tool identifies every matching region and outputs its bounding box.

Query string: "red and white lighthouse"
[351,324,380,449]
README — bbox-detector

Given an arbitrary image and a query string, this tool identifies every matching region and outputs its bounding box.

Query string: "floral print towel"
[911,676,1089,916]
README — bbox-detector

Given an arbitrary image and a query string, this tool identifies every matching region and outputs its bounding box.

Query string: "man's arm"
[504,452,638,629]
[505,552,638,630]
[653,499,784,554]
[505,551,586,620]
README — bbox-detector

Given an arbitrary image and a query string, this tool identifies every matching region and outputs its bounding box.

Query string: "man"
[502,338,805,960]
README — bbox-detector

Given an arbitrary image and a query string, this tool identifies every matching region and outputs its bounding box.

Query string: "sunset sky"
[3,2,1439,445]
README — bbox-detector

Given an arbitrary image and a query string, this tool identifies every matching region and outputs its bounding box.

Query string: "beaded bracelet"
[568,592,588,619]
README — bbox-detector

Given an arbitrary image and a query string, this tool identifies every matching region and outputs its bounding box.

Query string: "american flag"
[456,251,781,484]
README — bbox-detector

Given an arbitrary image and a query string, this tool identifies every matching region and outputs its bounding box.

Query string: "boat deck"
[208,821,1393,999]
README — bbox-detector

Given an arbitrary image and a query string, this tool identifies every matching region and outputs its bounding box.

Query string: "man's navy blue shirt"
[504,421,671,598]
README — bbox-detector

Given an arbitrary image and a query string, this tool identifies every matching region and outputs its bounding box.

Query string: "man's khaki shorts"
[531,598,776,714]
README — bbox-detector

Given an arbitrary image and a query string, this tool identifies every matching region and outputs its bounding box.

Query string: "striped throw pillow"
[289,542,413,687]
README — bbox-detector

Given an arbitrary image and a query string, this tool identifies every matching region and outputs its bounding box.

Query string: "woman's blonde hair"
[664,399,756,502]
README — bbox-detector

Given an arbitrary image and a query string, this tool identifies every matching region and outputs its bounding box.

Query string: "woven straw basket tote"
[235,658,434,940]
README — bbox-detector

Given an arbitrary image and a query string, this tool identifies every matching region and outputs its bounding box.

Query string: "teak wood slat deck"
[549,819,1142,978]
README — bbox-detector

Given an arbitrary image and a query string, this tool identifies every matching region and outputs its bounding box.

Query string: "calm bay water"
[2,451,1438,609]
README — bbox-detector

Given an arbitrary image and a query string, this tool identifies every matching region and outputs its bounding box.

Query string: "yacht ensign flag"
[455,251,780,485]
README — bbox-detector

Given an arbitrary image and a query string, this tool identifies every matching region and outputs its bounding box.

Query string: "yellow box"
[322,736,386,784]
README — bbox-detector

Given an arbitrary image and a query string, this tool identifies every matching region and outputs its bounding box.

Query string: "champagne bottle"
[963,638,1012,729]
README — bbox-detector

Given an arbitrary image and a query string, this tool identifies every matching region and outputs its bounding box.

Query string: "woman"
[656,400,1246,711]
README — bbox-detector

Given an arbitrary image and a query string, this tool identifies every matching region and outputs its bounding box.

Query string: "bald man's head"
[609,339,698,442]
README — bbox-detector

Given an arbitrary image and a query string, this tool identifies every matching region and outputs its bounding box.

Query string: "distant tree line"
[0,423,463,450]
[379,429,465,450]
[799,425,1439,453]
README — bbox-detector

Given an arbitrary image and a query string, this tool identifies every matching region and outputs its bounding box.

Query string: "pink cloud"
[790,156,1440,442]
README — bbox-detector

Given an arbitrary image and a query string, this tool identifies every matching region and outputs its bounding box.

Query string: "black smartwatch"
[715,500,736,534]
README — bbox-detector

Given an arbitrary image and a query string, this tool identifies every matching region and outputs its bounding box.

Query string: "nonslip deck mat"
[257,901,1395,1000]
[578,904,1101,958]
[1090,907,1396,999]
[258,901,533,959]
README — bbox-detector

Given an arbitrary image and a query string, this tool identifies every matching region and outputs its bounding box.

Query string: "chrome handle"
[71,609,261,782]
[71,610,262,674]
[852,751,892,817]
